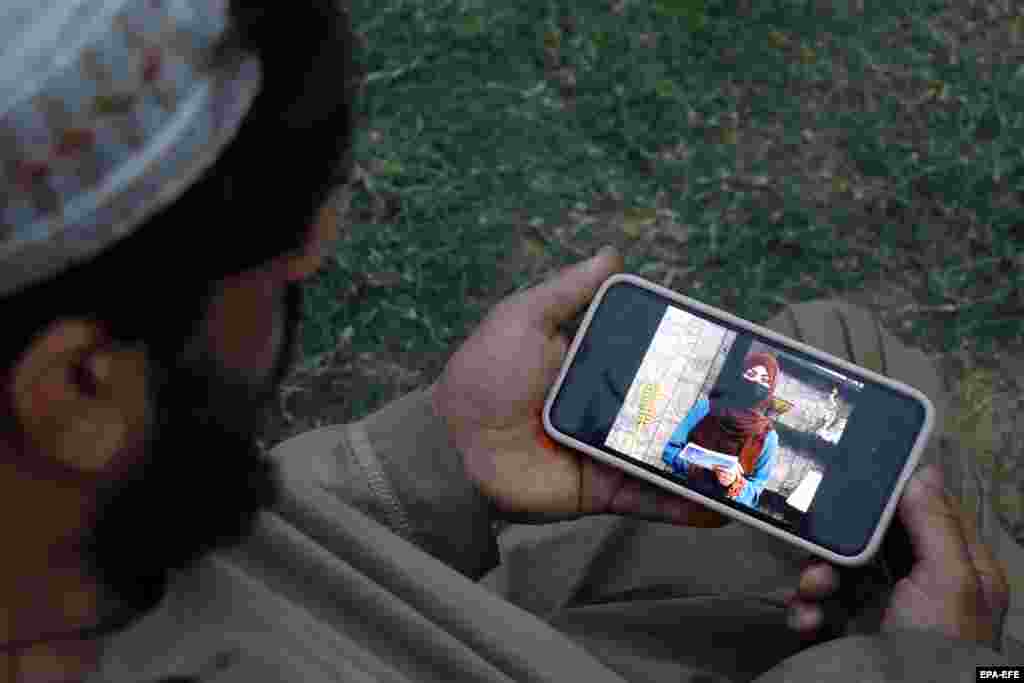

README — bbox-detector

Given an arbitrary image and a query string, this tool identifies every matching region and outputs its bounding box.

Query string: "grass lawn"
[265,0,1024,446]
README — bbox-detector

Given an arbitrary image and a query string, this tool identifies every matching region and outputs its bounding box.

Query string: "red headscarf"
[686,351,780,498]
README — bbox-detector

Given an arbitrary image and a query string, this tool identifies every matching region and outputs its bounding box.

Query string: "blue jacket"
[661,397,777,508]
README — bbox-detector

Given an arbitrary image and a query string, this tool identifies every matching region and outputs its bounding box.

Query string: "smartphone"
[542,273,934,568]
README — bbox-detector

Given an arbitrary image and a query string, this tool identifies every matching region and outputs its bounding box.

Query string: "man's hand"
[785,464,1011,649]
[713,465,738,487]
[431,246,730,528]
[880,464,1010,651]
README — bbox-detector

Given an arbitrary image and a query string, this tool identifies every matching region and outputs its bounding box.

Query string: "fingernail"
[908,465,944,500]
[803,565,836,594]
[787,605,820,630]
[919,464,944,488]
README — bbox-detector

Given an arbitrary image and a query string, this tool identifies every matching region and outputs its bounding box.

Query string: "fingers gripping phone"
[543,274,934,568]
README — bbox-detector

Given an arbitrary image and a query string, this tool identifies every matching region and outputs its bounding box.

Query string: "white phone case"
[542,273,935,568]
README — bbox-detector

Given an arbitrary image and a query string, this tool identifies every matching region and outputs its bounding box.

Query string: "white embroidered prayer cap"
[0,0,261,297]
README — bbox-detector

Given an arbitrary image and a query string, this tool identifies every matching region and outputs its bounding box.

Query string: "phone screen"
[548,280,928,558]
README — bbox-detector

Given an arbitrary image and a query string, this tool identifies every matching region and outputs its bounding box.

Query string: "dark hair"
[0,0,360,385]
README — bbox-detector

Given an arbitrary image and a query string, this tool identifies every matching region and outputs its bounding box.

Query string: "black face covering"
[714,380,770,411]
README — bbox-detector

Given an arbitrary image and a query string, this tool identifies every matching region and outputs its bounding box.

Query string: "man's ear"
[10,319,149,474]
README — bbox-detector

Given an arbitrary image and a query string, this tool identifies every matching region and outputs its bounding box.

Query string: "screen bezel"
[542,273,935,568]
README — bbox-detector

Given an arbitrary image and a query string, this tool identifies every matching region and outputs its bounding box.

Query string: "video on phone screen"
[603,304,863,528]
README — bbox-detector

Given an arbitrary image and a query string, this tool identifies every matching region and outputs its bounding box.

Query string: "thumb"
[524,245,625,335]
[898,463,972,583]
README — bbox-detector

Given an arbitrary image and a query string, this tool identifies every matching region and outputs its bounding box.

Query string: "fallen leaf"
[544,29,562,49]
[461,15,484,37]
[719,126,737,145]
[381,159,403,177]
[925,79,949,101]
[523,236,547,260]
[623,207,658,238]
[654,0,706,28]
[831,176,850,194]
[768,30,789,50]
[1011,15,1024,45]
[799,46,817,64]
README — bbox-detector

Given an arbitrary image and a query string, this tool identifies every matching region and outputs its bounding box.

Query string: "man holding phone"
[0,0,1017,680]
